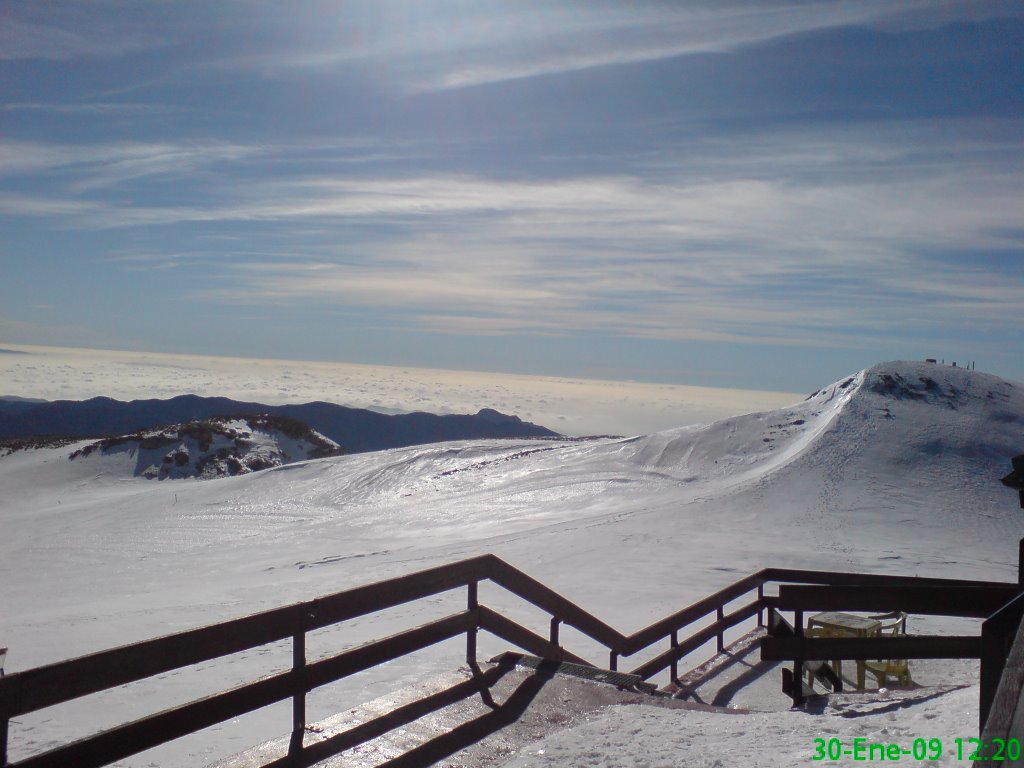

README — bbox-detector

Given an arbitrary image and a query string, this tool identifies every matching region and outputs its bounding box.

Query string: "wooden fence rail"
[776,584,1020,617]
[1,554,1021,768]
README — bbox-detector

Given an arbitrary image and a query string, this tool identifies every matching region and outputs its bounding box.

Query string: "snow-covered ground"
[500,686,982,768]
[1,360,1021,766]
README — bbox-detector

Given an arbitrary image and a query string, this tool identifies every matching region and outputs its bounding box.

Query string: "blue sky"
[2,1,1023,393]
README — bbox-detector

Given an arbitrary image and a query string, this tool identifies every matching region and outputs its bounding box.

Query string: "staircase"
[212,652,729,768]
[3,553,1023,768]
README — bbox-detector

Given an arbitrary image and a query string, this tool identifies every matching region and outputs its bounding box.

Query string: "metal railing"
[1,554,1020,768]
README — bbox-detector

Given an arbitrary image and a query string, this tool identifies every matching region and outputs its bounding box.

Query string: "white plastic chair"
[864,612,912,687]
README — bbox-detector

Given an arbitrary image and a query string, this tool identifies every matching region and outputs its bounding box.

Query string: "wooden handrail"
[6,613,477,768]
[307,555,492,630]
[624,573,766,655]
[629,598,763,680]
[776,584,1019,617]
[2,554,1019,768]
[14,671,298,768]
[0,605,302,719]
[761,635,983,661]
[761,567,1012,590]
[477,607,592,666]
[0,555,494,720]
[485,558,627,650]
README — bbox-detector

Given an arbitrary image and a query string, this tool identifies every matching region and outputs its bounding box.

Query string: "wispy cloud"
[23,158,1016,242]
[180,163,1023,348]
[1,102,181,116]
[235,0,1023,92]
[102,251,214,272]
[8,0,1016,83]
[0,139,258,190]
[0,194,101,217]
[5,116,1021,353]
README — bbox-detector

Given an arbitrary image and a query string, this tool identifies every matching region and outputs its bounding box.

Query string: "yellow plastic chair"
[864,658,912,687]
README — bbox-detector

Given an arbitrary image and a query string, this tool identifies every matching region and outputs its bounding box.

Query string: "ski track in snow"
[1,360,1022,767]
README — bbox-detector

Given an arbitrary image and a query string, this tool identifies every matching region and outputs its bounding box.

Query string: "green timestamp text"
[811,736,1022,761]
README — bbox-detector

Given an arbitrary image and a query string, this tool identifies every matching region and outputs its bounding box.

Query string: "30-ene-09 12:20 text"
[812,737,1021,761]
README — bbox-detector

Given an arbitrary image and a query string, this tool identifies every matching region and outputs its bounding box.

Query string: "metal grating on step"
[490,652,669,696]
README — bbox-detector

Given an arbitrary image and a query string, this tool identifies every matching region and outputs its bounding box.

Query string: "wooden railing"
[978,592,1024,767]
[759,572,1024,731]
[1,555,1021,768]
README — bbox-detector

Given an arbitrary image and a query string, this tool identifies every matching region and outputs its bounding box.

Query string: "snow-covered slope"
[623,368,863,483]
[1,361,1021,767]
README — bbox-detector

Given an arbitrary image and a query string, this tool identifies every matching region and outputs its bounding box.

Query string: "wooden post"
[717,606,725,652]
[549,617,561,649]
[670,630,679,683]
[757,586,764,627]
[979,621,1004,732]
[289,609,308,757]
[609,651,618,672]
[467,582,479,664]
[793,658,805,706]
[793,609,804,706]
[1018,538,1024,591]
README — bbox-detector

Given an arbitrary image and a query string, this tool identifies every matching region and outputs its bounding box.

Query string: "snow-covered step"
[211,659,727,768]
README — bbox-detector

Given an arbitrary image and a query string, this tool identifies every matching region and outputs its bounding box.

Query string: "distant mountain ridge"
[0,395,559,453]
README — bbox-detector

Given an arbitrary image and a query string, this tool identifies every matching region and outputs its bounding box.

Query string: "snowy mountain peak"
[626,360,1022,500]
[67,414,344,480]
[860,359,1016,410]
